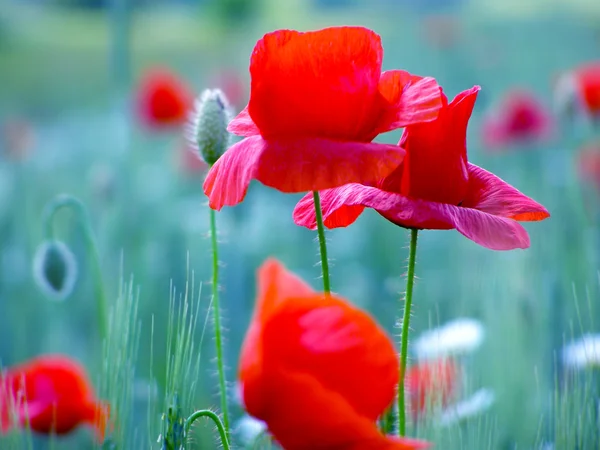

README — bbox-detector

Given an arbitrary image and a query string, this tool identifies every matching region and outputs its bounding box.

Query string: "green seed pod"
[187,88,232,166]
[32,240,78,301]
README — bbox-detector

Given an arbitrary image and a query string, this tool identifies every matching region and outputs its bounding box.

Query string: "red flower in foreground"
[0,355,109,441]
[481,90,553,149]
[554,62,600,118]
[203,26,444,210]
[137,67,193,128]
[294,86,550,250]
[239,259,428,450]
[406,359,458,420]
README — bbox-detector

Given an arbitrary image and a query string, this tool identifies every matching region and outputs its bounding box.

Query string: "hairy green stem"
[312,191,331,294]
[209,207,229,435]
[398,228,419,436]
[184,410,230,450]
[42,194,108,342]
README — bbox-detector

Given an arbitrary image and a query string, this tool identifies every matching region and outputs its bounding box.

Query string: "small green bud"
[187,88,232,166]
[32,240,78,301]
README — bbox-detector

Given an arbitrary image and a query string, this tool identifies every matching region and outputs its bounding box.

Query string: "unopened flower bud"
[32,240,78,301]
[187,88,231,166]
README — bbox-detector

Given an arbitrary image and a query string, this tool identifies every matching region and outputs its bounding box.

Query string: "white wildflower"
[562,334,600,369]
[439,388,495,426]
[413,318,485,360]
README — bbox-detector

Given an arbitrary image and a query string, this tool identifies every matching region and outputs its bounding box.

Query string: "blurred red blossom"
[0,355,110,441]
[294,86,550,250]
[481,90,553,149]
[406,359,458,420]
[239,259,428,450]
[136,67,193,129]
[554,62,600,120]
[203,26,444,210]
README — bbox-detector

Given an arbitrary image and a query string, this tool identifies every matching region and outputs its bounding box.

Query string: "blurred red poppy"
[0,355,109,441]
[294,86,550,250]
[554,62,600,119]
[203,26,444,210]
[137,67,193,128]
[239,259,429,450]
[481,90,553,149]
[406,359,458,420]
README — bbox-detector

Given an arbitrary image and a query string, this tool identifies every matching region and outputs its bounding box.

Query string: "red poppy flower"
[554,62,600,118]
[406,359,458,420]
[0,355,109,441]
[294,86,550,250]
[481,90,553,149]
[239,259,429,450]
[203,26,444,210]
[137,67,193,128]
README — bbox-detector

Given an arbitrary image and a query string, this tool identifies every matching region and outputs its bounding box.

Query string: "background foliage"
[0,0,599,448]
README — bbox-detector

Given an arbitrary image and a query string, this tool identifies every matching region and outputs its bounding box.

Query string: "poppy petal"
[247,27,384,140]
[463,164,550,221]
[376,70,444,131]
[399,86,479,204]
[258,370,427,450]
[255,258,315,321]
[261,294,398,422]
[294,184,531,250]
[227,106,260,137]
[239,259,315,417]
[203,136,405,210]
[293,189,366,230]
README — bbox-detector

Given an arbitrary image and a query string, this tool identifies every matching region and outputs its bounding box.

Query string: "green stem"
[42,195,108,342]
[398,228,419,436]
[184,410,230,450]
[209,206,230,435]
[312,191,331,294]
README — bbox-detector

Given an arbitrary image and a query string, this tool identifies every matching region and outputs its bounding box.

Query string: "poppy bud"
[160,393,185,450]
[32,240,78,301]
[187,88,231,166]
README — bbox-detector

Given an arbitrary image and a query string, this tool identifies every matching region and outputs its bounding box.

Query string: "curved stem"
[312,191,331,294]
[184,410,230,450]
[209,207,229,435]
[42,194,108,342]
[398,228,419,436]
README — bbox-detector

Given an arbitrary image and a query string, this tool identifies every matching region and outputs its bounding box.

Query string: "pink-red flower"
[239,259,428,450]
[406,359,458,420]
[481,89,553,149]
[555,62,600,119]
[0,355,109,441]
[136,67,193,128]
[294,86,550,250]
[203,26,444,210]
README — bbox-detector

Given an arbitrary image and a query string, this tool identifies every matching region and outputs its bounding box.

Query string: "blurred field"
[1,0,600,448]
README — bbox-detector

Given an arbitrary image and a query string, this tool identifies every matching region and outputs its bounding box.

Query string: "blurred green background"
[1,0,600,448]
